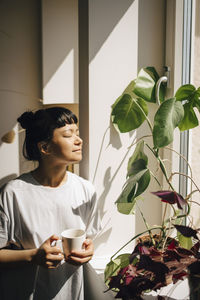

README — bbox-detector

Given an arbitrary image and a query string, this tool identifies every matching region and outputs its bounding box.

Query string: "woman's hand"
[67,238,94,265]
[33,235,64,269]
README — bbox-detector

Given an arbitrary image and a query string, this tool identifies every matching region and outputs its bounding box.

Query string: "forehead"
[54,123,79,134]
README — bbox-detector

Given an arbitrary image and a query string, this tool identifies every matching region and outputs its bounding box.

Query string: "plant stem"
[162,203,168,226]
[146,143,174,191]
[165,146,193,178]
[128,135,152,150]
[171,172,200,193]
[110,226,163,261]
[158,156,174,190]
[150,171,162,188]
[137,203,155,246]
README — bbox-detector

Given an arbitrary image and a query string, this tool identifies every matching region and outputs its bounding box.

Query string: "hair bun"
[17,111,35,129]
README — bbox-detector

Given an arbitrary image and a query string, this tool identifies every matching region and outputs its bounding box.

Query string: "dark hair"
[17,107,78,161]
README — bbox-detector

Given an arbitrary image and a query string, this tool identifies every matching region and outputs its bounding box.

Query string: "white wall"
[79,0,166,271]
[0,0,41,186]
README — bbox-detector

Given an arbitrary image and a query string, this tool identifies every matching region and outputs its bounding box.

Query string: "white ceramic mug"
[61,228,86,258]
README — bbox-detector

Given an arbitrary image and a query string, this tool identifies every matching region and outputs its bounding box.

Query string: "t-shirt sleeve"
[85,184,102,239]
[0,188,10,248]
[0,186,21,249]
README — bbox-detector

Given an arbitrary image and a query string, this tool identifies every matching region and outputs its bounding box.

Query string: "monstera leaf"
[175,84,200,131]
[111,93,148,133]
[133,67,165,103]
[116,141,150,214]
[104,253,130,285]
[175,84,196,101]
[110,67,167,133]
[178,103,199,131]
[153,98,184,148]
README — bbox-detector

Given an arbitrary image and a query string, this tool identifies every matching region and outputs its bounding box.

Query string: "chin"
[71,157,82,164]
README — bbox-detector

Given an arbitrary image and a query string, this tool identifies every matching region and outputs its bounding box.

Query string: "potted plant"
[104,67,200,299]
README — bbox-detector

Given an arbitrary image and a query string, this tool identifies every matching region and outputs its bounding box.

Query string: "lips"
[73,149,82,152]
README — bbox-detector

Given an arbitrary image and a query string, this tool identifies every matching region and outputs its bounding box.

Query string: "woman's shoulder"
[68,171,95,193]
[0,172,33,194]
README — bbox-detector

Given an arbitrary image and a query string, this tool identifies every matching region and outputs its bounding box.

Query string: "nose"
[75,136,83,145]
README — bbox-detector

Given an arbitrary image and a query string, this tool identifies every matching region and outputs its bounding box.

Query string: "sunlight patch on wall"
[43,49,77,103]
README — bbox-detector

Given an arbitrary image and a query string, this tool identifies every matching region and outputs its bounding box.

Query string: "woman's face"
[47,123,83,165]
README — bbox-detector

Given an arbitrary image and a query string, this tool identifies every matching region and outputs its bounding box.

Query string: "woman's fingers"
[50,246,63,255]
[83,238,94,249]
[34,234,64,268]
[71,238,94,258]
[67,254,93,265]
[47,253,64,261]
[67,238,94,265]
[70,249,93,258]
[42,251,64,269]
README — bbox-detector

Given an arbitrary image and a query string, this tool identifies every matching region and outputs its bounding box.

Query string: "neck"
[32,162,68,187]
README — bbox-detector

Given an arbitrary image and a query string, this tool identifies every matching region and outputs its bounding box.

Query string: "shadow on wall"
[0,0,41,181]
[92,103,163,249]
[0,0,41,146]
[92,122,137,249]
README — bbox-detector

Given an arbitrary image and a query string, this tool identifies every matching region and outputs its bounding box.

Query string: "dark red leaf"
[190,241,200,257]
[138,245,150,255]
[167,239,177,250]
[108,275,121,289]
[137,255,169,281]
[124,275,134,285]
[116,276,153,299]
[174,224,199,240]
[176,247,194,257]
[172,271,188,283]
[149,247,162,257]
[152,190,187,209]
[164,249,182,262]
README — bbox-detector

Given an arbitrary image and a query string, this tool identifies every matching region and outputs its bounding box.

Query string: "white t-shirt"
[0,171,101,300]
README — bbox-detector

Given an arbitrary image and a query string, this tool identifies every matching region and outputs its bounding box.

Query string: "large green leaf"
[127,141,148,175]
[116,169,149,204]
[123,80,136,96]
[116,169,150,214]
[146,67,165,102]
[111,93,148,133]
[153,98,184,148]
[175,84,200,130]
[135,169,150,197]
[178,233,193,250]
[194,93,200,112]
[178,103,199,131]
[116,141,150,214]
[104,253,130,284]
[117,202,137,215]
[133,67,165,103]
[175,84,196,101]
[145,66,160,81]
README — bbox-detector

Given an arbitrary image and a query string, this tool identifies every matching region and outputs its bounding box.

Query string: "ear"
[37,141,50,155]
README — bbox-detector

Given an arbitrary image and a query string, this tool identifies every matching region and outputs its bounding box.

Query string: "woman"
[0,107,101,299]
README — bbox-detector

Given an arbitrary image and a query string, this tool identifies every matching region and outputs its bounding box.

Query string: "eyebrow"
[62,128,79,133]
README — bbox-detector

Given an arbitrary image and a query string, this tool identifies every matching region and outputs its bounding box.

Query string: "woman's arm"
[0,235,64,269]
